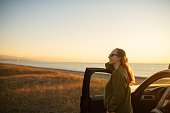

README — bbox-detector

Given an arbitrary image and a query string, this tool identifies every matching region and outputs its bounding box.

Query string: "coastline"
[0,63,147,83]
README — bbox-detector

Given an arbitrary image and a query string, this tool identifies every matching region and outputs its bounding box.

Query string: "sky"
[0,0,170,63]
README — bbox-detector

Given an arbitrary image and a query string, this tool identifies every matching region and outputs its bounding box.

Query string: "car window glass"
[149,77,170,87]
[160,92,170,113]
[90,72,111,96]
[144,77,170,101]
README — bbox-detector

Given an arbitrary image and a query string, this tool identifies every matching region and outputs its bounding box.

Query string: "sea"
[0,61,169,78]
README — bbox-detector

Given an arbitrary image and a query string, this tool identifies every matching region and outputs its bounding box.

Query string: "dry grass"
[0,63,106,113]
[0,63,60,76]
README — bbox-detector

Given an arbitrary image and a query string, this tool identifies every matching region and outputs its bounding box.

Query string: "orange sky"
[0,1,170,64]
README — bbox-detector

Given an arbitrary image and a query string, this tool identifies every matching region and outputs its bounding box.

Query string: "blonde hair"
[115,48,136,86]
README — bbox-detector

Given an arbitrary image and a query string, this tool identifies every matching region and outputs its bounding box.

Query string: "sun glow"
[0,1,170,64]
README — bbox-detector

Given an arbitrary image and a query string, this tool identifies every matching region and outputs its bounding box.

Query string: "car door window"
[149,77,170,87]
[90,72,111,96]
[139,77,170,113]
[145,77,170,100]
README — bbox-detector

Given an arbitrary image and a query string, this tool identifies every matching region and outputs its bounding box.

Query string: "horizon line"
[0,60,169,65]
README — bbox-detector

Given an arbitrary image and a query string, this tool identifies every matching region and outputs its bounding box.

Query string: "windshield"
[149,77,170,87]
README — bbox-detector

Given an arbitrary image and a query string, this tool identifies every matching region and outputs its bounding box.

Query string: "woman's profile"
[104,48,135,113]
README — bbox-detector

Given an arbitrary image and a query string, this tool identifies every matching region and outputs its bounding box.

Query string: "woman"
[104,48,135,113]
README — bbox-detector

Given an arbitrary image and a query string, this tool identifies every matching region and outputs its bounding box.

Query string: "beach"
[0,63,146,113]
[53,67,146,84]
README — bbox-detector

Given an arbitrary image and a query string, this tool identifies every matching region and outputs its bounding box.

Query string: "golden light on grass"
[16,87,32,93]
[0,63,104,113]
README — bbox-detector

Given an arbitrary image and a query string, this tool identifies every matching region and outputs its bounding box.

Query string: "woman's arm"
[107,70,126,112]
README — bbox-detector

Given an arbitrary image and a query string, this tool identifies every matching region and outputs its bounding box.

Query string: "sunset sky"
[0,0,170,63]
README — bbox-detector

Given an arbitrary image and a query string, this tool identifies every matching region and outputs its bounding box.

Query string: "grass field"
[0,63,106,113]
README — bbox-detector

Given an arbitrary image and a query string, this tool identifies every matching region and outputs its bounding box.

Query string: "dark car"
[80,67,170,113]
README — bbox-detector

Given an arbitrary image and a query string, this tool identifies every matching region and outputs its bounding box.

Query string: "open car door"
[80,68,111,113]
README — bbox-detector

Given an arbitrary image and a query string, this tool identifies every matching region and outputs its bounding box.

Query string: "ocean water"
[0,61,169,78]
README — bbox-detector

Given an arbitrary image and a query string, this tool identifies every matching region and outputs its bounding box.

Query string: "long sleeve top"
[104,63,132,113]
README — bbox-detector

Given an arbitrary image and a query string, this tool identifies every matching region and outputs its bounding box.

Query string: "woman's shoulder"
[112,66,129,82]
[112,66,127,76]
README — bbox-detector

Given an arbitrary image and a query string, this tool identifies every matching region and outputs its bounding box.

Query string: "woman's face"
[108,49,121,64]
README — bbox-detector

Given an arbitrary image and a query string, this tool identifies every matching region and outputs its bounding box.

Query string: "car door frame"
[80,68,111,113]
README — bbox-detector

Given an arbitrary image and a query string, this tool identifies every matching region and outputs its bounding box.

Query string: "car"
[80,66,170,113]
